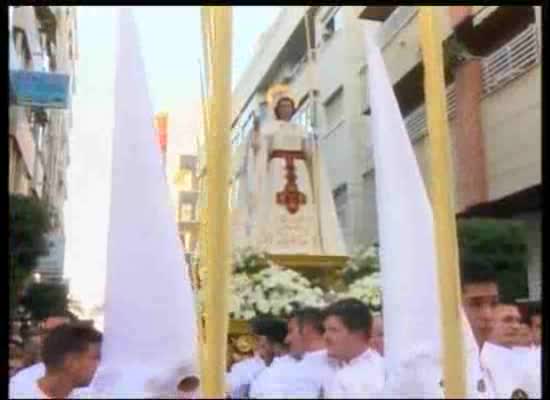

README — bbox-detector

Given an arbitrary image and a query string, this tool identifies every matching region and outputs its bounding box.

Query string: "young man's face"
[285,318,306,358]
[66,343,102,387]
[462,282,498,346]
[256,335,276,366]
[530,314,541,346]
[370,316,384,356]
[490,304,521,348]
[323,315,366,362]
[517,324,534,347]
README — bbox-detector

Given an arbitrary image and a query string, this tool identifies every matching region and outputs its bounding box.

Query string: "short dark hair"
[526,301,541,325]
[322,298,373,336]
[274,97,296,119]
[460,253,498,289]
[289,307,325,335]
[42,323,102,370]
[250,317,288,345]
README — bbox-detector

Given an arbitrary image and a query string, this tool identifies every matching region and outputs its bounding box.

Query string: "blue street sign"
[10,70,71,109]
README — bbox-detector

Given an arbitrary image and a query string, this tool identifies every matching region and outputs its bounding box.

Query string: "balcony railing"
[481,23,539,97]
[404,84,457,141]
[404,23,539,141]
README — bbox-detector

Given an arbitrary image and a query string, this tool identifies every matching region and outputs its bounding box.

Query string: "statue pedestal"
[266,253,348,290]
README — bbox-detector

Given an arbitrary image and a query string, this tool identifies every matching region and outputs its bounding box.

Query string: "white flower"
[339,272,382,310]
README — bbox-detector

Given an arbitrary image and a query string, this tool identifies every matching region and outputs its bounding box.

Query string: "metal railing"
[481,24,539,97]
[404,84,457,141]
[404,23,539,141]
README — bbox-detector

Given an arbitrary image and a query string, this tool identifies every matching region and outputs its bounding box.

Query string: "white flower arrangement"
[229,265,327,320]
[338,272,382,312]
[194,247,383,320]
[342,244,379,281]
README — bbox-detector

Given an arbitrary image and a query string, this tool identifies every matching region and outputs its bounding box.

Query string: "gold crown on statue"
[266,84,296,107]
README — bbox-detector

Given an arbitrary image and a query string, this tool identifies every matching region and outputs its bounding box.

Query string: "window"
[174,168,193,191]
[333,184,348,232]
[179,203,194,222]
[184,231,192,252]
[322,7,343,41]
[292,99,314,136]
[324,87,344,132]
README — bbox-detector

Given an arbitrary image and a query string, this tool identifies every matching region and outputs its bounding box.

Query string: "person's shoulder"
[10,362,45,383]
[9,380,44,399]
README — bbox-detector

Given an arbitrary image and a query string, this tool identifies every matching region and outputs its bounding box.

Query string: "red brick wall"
[449,6,489,211]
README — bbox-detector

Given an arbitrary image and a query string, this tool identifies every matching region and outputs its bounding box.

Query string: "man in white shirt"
[272,307,339,398]
[526,301,541,348]
[9,323,102,399]
[489,303,522,348]
[321,299,384,399]
[10,317,70,393]
[460,255,539,399]
[226,352,265,398]
[247,317,291,398]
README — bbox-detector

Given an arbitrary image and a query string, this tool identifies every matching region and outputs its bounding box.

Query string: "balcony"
[358,6,398,22]
[480,24,539,97]
[363,21,539,142]
[10,106,36,176]
[404,84,457,142]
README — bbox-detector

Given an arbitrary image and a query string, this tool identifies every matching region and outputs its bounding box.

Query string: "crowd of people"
[8,257,541,399]
[226,256,542,398]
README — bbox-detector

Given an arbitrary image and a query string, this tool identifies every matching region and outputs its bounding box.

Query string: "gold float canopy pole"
[200,6,233,398]
[418,7,466,398]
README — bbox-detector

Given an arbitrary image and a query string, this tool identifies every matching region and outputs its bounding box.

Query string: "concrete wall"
[481,65,541,201]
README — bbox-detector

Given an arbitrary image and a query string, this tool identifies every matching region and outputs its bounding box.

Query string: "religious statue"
[231,84,346,257]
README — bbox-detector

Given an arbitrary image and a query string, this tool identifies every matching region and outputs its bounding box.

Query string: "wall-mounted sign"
[10,70,71,109]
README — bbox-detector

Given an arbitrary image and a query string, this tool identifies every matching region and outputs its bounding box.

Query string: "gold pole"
[196,57,209,391]
[418,7,466,398]
[200,6,233,398]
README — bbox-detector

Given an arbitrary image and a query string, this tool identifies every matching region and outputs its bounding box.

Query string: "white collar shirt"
[323,349,384,399]
[249,355,299,399]
[226,356,266,398]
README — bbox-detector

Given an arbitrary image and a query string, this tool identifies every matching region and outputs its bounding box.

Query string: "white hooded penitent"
[91,8,197,398]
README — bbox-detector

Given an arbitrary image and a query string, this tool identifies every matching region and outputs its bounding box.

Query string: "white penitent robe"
[248,119,346,256]
[226,355,266,398]
[323,349,384,399]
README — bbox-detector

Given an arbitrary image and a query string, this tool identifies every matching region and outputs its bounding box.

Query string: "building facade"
[10,6,79,285]
[171,155,200,263]
[231,6,541,300]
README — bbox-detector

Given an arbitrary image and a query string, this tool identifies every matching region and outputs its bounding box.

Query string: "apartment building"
[10,6,79,285]
[171,155,200,264]
[358,5,541,300]
[232,6,541,300]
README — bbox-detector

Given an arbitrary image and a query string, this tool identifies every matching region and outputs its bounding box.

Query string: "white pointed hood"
[91,8,197,397]
[363,27,443,398]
